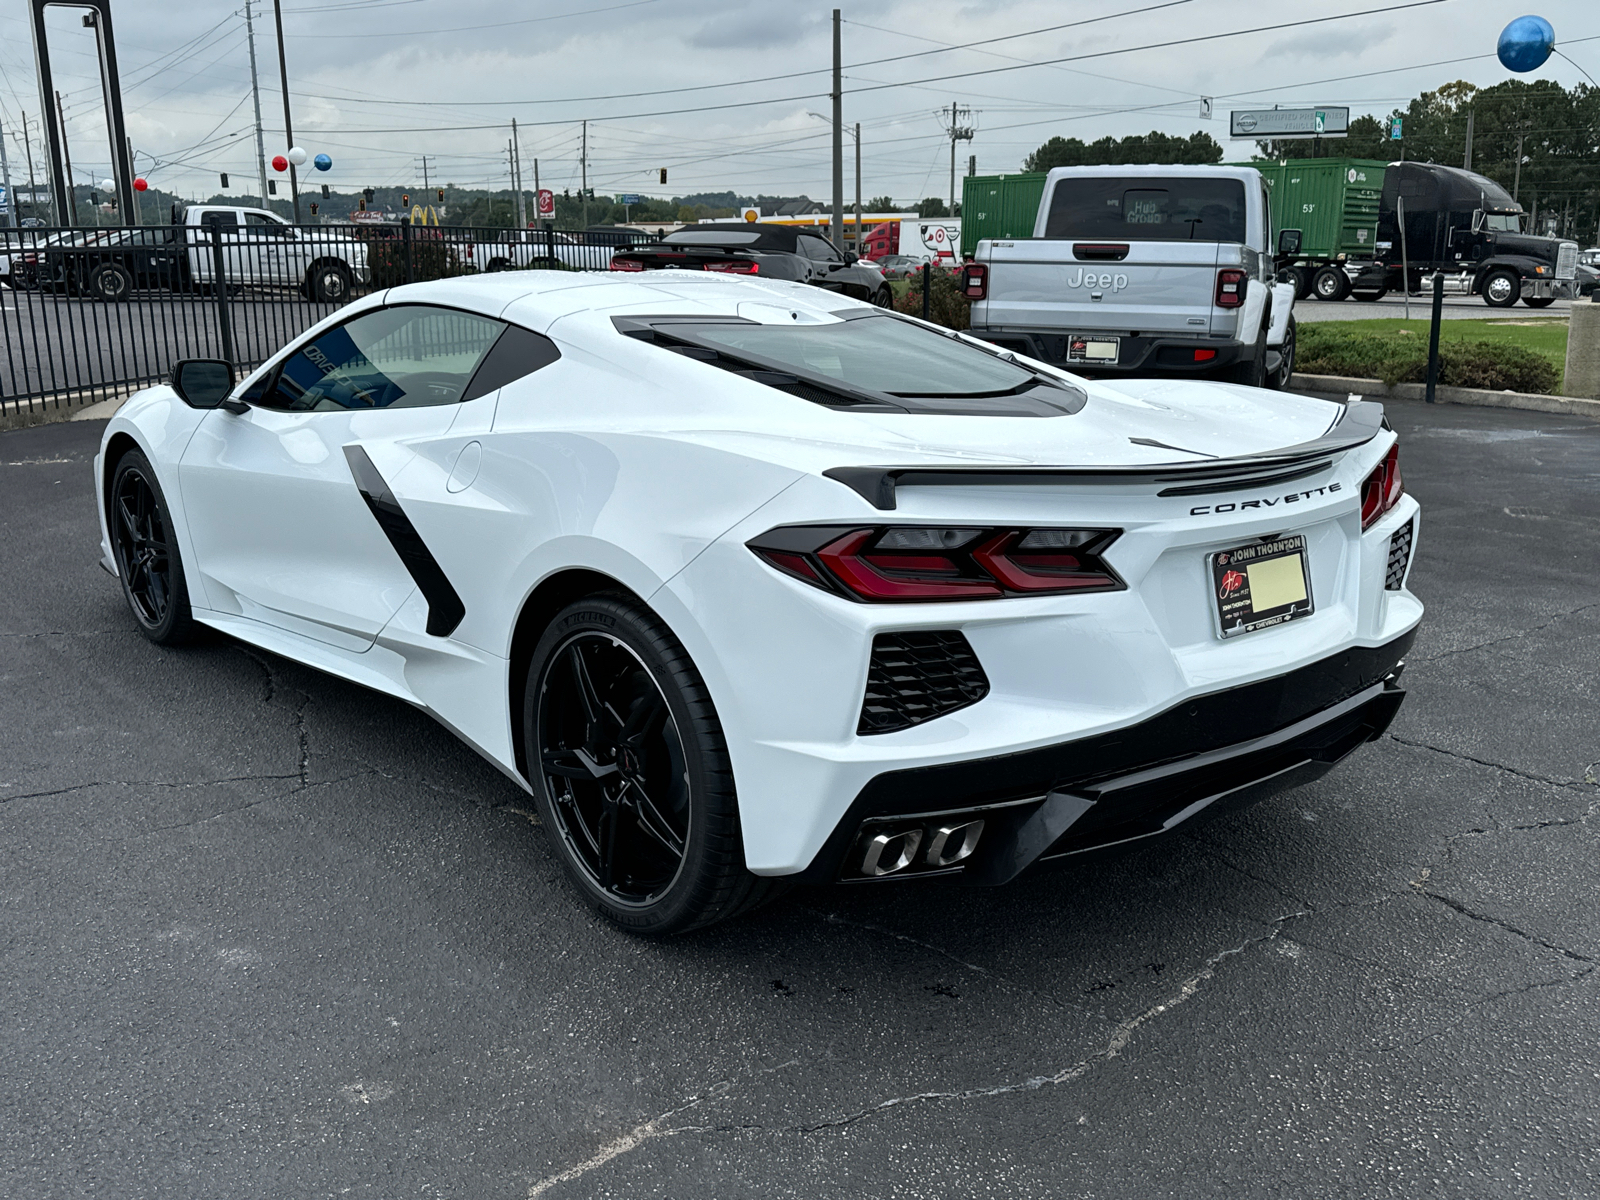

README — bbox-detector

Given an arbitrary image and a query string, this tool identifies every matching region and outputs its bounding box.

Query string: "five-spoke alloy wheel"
[525,594,778,934]
[110,450,194,644]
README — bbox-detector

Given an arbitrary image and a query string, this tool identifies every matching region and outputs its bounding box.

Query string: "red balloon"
[133,177,148,192]
[271,155,288,172]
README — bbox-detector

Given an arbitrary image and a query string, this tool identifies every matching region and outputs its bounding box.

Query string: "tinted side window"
[800,235,842,263]
[461,325,562,401]
[1044,177,1246,243]
[260,305,505,412]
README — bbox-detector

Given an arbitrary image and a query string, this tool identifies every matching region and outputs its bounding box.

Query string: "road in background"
[2,400,1597,1198]
[1295,294,1575,323]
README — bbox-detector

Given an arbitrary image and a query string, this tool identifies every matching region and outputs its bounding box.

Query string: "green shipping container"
[961,172,1046,258]
[1228,158,1387,261]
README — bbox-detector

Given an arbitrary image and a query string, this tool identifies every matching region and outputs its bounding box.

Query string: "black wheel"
[88,263,133,302]
[1265,316,1296,391]
[487,258,511,273]
[871,285,893,308]
[524,594,779,934]
[1481,269,1519,308]
[1311,265,1350,302]
[308,261,353,303]
[1522,296,1556,309]
[1291,267,1314,301]
[109,450,195,645]
[1353,287,1388,302]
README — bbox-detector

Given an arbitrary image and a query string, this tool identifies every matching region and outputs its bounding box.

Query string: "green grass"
[1297,317,1568,394]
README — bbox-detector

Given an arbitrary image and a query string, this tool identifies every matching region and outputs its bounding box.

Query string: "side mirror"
[170,359,239,410]
[844,251,858,265]
[1276,228,1302,257]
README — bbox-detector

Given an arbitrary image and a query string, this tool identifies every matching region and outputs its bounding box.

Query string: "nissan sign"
[1229,107,1350,140]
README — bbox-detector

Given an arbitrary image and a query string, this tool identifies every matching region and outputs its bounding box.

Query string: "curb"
[1294,373,1600,421]
[1,387,138,431]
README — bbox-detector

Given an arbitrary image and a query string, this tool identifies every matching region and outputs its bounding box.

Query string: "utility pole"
[581,119,588,228]
[1512,132,1525,206]
[507,139,516,224]
[20,112,38,224]
[243,0,270,206]
[830,8,843,249]
[0,115,14,228]
[512,119,526,228]
[126,135,139,224]
[421,156,428,190]
[271,0,300,220]
[1462,107,1474,171]
[946,101,973,215]
[55,91,77,225]
[853,121,861,255]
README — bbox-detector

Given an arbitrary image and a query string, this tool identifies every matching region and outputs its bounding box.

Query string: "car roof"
[370,269,869,333]
[664,223,807,252]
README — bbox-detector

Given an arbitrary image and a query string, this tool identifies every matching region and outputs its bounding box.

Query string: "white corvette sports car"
[95,271,1421,933]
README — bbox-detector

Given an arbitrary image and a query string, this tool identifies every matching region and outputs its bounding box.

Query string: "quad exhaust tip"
[853,818,986,879]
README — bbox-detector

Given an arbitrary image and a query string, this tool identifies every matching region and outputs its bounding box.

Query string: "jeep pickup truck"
[963,165,1300,388]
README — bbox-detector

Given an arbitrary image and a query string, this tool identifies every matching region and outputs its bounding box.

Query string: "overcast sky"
[1,0,1595,206]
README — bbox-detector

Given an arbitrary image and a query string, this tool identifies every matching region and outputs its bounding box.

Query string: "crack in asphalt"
[1420,890,1596,965]
[810,909,1002,982]
[1410,601,1600,665]
[790,912,1309,1136]
[0,773,301,808]
[1386,733,1594,791]
[237,646,312,788]
[525,1059,800,1198]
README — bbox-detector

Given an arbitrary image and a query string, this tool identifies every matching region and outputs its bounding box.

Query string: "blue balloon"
[313,153,333,172]
[1498,15,1554,73]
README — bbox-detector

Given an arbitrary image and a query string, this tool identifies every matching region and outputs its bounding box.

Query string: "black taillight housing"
[747,524,1124,602]
[1360,443,1404,530]
[960,263,988,300]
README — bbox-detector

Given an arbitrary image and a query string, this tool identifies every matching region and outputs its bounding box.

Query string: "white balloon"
[100,178,117,192]
[286,146,308,166]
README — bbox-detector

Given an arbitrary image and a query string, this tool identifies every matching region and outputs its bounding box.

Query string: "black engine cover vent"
[858,631,990,735]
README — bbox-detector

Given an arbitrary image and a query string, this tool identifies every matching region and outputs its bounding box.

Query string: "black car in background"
[610,223,892,306]
[18,226,190,300]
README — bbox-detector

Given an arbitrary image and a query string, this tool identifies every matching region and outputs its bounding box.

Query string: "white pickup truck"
[177,204,369,301]
[964,166,1300,389]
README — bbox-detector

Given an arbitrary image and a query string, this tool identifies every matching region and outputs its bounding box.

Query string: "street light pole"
[0,115,14,228]
[243,0,270,207]
[271,0,300,220]
[854,121,861,255]
[830,8,843,250]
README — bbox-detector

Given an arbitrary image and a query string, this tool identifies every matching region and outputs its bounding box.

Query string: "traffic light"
[659,168,667,185]
[268,180,277,195]
[220,172,229,188]
[321,184,330,198]
[401,193,409,206]
[363,187,375,203]
[358,198,366,212]
[309,202,319,216]
[436,188,444,202]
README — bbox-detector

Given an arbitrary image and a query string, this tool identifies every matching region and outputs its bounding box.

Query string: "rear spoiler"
[823,399,1386,510]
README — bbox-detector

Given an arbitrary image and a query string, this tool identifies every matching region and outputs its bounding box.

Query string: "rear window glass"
[664,230,761,245]
[675,315,1041,398]
[1044,177,1246,242]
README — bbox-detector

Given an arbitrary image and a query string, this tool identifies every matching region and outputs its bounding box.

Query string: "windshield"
[679,314,1048,398]
[1045,177,1246,242]
[1484,213,1522,232]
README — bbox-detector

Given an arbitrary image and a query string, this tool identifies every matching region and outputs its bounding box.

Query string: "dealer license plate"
[1209,535,1314,639]
[1067,335,1119,364]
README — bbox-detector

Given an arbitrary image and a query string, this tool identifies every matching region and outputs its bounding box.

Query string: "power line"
[281,0,662,38]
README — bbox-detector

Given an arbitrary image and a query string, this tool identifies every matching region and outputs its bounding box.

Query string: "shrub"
[894,267,971,331]
[1295,325,1558,394]
[366,236,460,287]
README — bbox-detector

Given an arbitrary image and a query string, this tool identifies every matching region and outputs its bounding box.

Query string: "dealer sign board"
[1229,106,1350,140]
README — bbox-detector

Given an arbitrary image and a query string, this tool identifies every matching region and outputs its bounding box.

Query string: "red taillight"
[748,525,1122,602]
[1215,268,1246,308]
[1194,349,1217,362]
[609,258,645,272]
[1360,443,1404,530]
[960,263,988,299]
[703,260,760,274]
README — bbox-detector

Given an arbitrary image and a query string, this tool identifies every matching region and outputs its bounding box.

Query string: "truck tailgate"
[979,240,1223,334]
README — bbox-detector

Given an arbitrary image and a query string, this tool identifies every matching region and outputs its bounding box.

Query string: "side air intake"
[858,631,989,735]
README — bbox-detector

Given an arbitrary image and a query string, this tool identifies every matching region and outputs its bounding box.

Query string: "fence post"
[208,222,235,367]
[921,261,931,321]
[403,218,414,285]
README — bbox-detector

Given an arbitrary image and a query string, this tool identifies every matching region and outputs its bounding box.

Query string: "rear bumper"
[799,628,1415,884]
[968,325,1250,376]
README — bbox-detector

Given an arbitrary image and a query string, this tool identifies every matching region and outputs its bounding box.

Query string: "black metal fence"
[0,221,640,420]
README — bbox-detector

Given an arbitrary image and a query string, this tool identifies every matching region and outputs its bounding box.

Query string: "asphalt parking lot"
[3,399,1597,1198]
[1294,292,1577,322]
